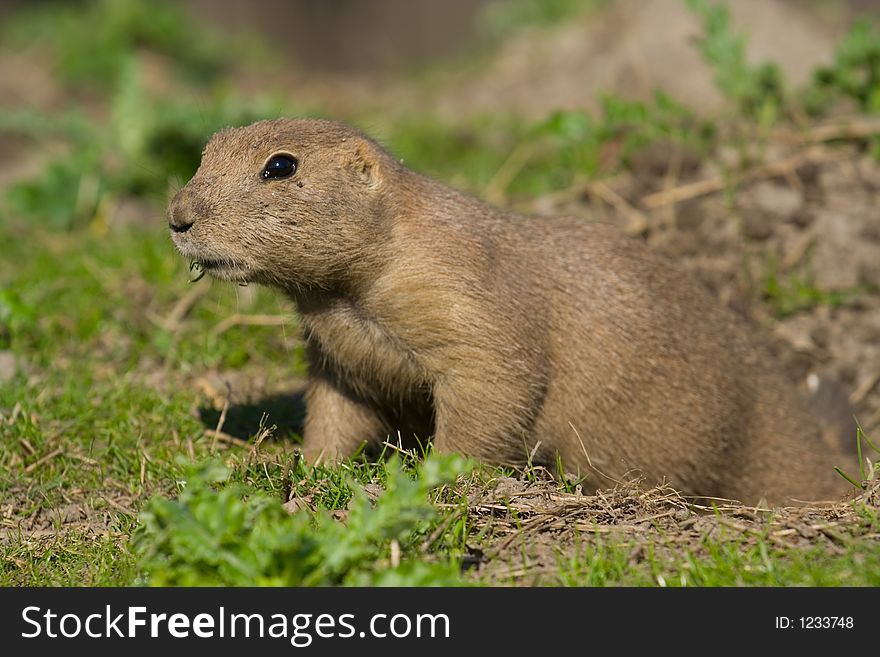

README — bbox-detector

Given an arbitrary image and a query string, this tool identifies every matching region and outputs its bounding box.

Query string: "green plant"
[133,454,471,586]
[834,422,880,491]
[805,19,880,116]
[506,92,710,196]
[761,258,853,318]
[686,0,785,123]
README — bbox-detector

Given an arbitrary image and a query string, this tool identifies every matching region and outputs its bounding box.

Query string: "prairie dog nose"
[168,188,195,233]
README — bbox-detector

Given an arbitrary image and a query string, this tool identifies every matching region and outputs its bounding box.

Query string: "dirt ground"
[452,470,880,584]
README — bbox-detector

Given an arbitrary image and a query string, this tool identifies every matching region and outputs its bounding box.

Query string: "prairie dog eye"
[261,154,298,180]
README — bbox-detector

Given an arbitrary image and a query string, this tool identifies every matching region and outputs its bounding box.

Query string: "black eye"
[261,154,297,180]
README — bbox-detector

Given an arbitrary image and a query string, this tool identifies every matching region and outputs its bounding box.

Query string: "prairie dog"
[168,118,852,504]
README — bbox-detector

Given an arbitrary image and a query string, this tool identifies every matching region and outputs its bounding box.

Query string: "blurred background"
[1,0,879,440]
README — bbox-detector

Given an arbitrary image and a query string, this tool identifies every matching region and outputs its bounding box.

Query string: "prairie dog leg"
[300,377,386,464]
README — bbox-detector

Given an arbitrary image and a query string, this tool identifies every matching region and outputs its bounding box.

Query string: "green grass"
[761,257,860,318]
[544,531,880,587]
[0,223,301,368]
[1,532,140,587]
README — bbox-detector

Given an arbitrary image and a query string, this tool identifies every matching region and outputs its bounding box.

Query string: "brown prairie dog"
[168,118,853,504]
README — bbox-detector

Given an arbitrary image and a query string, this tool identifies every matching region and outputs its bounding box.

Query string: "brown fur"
[168,118,853,504]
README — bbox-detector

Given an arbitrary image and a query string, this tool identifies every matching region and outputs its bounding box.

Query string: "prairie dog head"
[168,118,392,290]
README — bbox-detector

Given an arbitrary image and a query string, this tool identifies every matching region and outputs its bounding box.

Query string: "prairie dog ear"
[343,137,384,189]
